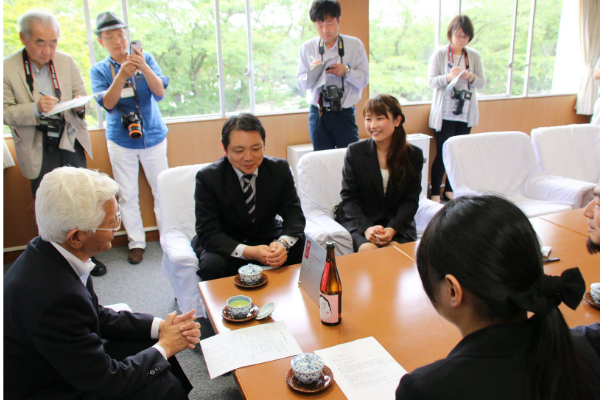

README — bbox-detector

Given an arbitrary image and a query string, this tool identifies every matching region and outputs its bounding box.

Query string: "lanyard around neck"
[22,49,61,99]
[448,45,469,70]
[319,35,345,93]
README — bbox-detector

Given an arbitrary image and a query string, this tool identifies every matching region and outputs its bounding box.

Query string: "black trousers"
[103,339,192,400]
[193,234,306,281]
[30,135,87,198]
[430,119,471,196]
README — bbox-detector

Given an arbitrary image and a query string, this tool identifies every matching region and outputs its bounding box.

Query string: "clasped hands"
[364,225,396,247]
[157,309,201,358]
[243,240,288,268]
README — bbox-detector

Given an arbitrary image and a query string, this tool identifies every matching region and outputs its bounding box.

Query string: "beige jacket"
[3,50,93,179]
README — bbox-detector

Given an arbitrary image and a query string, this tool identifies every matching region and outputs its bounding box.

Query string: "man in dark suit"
[4,167,200,399]
[192,113,306,281]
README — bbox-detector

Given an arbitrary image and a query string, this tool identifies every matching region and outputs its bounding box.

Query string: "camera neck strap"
[447,45,469,71]
[110,60,143,123]
[22,49,61,100]
[319,34,345,94]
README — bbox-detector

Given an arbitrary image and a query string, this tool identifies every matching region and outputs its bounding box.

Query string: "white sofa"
[296,147,442,256]
[157,163,210,318]
[443,131,595,218]
[530,124,600,184]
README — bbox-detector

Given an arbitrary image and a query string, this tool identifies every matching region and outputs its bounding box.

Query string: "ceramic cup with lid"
[238,264,263,285]
[591,282,600,304]
[226,295,252,318]
[290,353,324,385]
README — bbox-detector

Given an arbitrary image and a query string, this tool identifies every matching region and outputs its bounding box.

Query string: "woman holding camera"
[337,94,422,252]
[90,12,169,265]
[428,15,485,203]
[396,195,600,399]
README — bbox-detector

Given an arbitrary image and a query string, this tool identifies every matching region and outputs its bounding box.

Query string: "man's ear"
[65,229,84,249]
[19,32,26,46]
[97,36,105,48]
[222,143,228,158]
[444,274,464,308]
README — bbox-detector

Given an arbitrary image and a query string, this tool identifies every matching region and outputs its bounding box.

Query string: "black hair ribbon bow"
[508,268,586,315]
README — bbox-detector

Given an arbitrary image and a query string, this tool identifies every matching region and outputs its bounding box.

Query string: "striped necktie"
[242,174,256,223]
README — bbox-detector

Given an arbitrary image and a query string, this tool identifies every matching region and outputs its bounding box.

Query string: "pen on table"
[38,91,61,103]
[543,257,560,264]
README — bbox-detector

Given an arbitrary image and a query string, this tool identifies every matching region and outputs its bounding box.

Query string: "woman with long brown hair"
[337,94,422,252]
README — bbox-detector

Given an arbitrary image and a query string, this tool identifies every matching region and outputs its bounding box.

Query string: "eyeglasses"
[93,204,122,232]
[101,32,127,44]
[453,32,470,40]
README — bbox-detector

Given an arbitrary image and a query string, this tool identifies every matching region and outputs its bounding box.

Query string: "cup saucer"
[583,292,600,310]
[234,273,268,288]
[285,365,333,393]
[222,303,259,322]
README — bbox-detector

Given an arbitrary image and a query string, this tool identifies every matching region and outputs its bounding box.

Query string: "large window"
[370,0,572,103]
[3,0,310,129]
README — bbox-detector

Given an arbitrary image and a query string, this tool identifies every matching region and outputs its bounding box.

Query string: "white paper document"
[200,321,302,379]
[42,93,104,116]
[299,235,327,306]
[446,69,470,91]
[315,337,407,400]
[306,56,337,88]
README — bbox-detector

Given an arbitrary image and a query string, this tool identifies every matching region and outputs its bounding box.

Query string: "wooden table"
[198,218,600,399]
[538,208,590,238]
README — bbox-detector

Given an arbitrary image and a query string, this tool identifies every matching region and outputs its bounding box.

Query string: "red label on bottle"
[320,262,330,292]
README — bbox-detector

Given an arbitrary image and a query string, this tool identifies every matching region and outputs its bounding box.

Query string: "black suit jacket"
[3,238,170,399]
[339,139,423,240]
[395,320,600,400]
[193,156,306,258]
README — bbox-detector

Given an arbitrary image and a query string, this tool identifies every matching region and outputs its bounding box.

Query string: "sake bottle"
[319,241,342,325]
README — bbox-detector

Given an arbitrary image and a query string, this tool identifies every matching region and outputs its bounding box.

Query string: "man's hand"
[158,309,201,350]
[375,227,396,247]
[36,95,58,113]
[364,225,385,244]
[127,47,149,74]
[243,245,271,264]
[157,312,195,358]
[265,241,288,268]
[310,59,322,69]
[325,63,346,77]
[116,61,137,81]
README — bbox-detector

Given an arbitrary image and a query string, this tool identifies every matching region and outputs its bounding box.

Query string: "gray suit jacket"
[3,49,92,179]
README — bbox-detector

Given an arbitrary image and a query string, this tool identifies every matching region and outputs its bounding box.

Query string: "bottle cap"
[326,240,336,249]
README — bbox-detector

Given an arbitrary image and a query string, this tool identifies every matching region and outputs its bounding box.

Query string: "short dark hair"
[221,113,266,149]
[309,0,341,22]
[447,15,474,43]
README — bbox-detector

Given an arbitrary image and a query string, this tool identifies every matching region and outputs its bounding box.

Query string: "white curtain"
[575,0,600,115]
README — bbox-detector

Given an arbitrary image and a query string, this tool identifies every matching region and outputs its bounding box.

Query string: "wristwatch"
[275,239,290,253]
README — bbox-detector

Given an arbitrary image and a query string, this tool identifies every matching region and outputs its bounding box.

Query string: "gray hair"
[35,167,119,243]
[18,10,61,40]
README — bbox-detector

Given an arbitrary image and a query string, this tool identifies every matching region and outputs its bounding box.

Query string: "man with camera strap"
[90,12,170,265]
[296,0,369,151]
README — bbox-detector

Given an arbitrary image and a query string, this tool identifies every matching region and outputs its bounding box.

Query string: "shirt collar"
[50,241,96,286]
[31,62,48,74]
[231,164,259,181]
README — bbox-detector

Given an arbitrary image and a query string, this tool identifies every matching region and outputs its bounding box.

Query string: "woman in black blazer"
[338,94,422,252]
[396,195,600,400]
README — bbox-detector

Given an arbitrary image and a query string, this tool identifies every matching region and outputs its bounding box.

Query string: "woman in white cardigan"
[428,15,485,202]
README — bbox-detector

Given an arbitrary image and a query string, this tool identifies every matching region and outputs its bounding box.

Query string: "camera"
[323,85,344,112]
[121,111,142,139]
[451,88,472,116]
[38,114,65,154]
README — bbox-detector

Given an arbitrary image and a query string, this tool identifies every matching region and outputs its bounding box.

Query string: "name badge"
[121,87,134,98]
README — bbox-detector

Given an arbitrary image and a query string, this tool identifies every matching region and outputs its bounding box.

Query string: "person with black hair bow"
[337,94,422,252]
[396,194,600,400]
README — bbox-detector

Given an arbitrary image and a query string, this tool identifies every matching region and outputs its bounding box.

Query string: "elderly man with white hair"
[4,167,200,400]
[3,10,109,276]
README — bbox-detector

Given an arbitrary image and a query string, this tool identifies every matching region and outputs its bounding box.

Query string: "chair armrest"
[415,199,444,237]
[305,211,354,256]
[524,173,595,208]
[160,230,199,269]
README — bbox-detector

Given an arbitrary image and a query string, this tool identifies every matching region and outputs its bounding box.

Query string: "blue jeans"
[308,106,359,151]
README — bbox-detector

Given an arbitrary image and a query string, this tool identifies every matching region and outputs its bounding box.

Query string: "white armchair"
[443,131,595,218]
[530,124,600,184]
[157,163,210,318]
[297,148,442,256]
